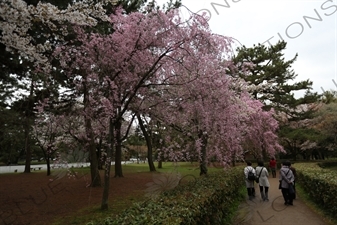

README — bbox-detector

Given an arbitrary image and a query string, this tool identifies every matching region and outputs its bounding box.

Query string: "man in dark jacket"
[279,161,295,205]
[289,162,297,199]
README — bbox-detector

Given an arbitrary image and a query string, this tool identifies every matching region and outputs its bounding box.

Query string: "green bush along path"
[233,172,331,225]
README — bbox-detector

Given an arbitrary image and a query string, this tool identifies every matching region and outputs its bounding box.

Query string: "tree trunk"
[83,83,101,187]
[24,79,34,173]
[47,157,51,176]
[199,131,208,176]
[114,120,123,177]
[147,147,156,171]
[45,149,51,176]
[23,123,31,173]
[137,114,156,172]
[231,154,236,167]
[101,118,114,210]
[158,160,162,169]
[40,147,51,176]
[89,137,101,187]
[97,138,103,170]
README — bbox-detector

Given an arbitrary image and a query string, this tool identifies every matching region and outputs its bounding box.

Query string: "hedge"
[87,166,245,225]
[296,162,337,220]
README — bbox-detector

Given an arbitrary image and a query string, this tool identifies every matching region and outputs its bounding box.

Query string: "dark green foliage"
[317,161,337,168]
[116,0,181,13]
[320,90,337,104]
[0,107,25,163]
[278,125,327,160]
[87,166,245,225]
[296,163,337,221]
[233,41,319,121]
[232,41,322,160]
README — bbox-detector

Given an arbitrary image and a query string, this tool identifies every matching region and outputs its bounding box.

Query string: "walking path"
[234,173,331,225]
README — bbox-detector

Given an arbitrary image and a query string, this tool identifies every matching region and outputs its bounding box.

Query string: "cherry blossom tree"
[0,0,114,177]
[239,94,284,160]
[133,31,286,172]
[54,5,237,209]
[2,0,285,211]
[141,83,284,174]
[33,109,60,176]
[136,32,284,174]
[1,0,180,183]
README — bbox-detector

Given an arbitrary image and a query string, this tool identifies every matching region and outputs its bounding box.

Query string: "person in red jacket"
[269,157,277,178]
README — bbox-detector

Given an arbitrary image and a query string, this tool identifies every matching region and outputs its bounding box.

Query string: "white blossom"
[0,0,115,72]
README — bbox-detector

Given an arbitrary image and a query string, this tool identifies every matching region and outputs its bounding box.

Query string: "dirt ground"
[0,169,154,225]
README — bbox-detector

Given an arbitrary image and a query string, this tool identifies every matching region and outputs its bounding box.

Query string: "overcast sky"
[157,0,337,98]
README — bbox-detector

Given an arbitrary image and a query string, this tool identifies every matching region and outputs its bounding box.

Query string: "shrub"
[87,166,245,225]
[296,162,337,220]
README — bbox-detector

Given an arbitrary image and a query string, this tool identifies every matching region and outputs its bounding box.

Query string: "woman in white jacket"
[256,161,270,201]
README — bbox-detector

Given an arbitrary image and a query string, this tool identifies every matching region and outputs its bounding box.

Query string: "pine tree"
[232,41,321,160]
[232,41,319,121]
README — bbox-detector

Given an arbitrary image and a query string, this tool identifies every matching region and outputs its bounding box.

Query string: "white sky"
[156,0,337,98]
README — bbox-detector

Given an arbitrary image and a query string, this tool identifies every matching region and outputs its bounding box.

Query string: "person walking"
[269,157,277,178]
[289,162,297,199]
[256,161,270,201]
[244,161,256,200]
[279,161,295,205]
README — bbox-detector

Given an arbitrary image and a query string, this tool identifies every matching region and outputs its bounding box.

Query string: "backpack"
[247,168,255,181]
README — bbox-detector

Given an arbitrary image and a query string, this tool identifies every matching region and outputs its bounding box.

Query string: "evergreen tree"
[232,41,321,160]
[232,41,319,121]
